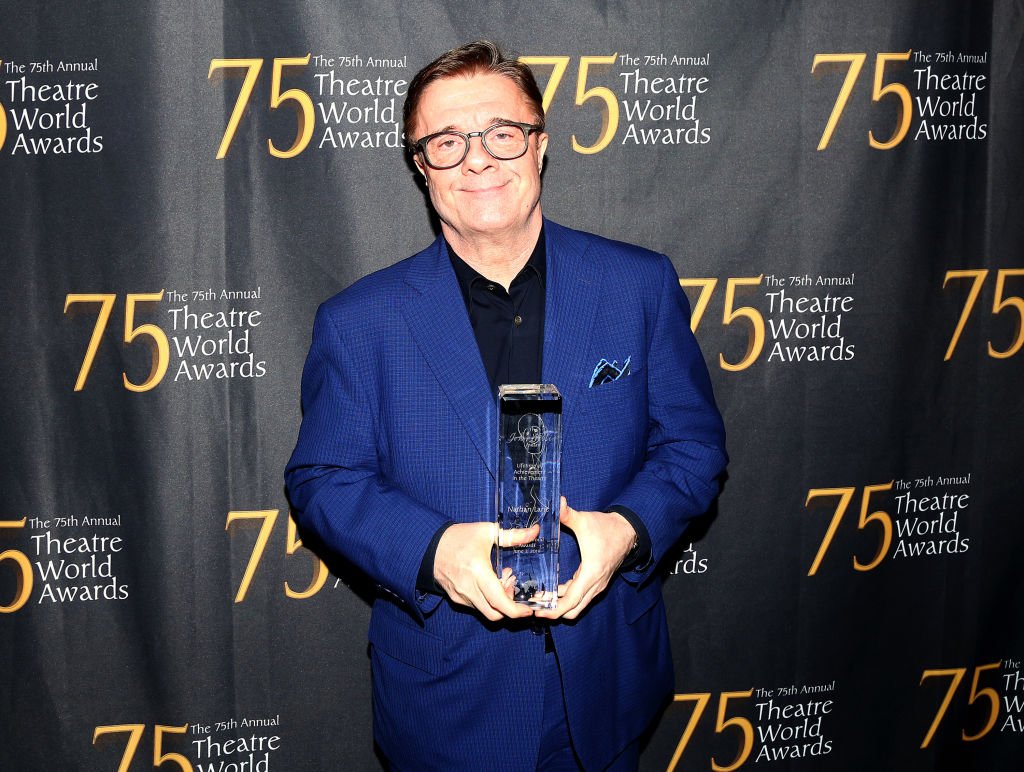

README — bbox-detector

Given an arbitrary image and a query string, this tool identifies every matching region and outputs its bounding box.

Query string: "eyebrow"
[431,117,514,134]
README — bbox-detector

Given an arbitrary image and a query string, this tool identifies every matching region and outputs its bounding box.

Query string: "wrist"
[606,505,652,572]
[607,510,637,558]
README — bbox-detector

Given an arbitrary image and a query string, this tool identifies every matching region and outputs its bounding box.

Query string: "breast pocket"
[572,369,647,486]
[580,366,644,417]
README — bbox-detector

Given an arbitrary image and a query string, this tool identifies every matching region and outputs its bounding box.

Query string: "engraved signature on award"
[509,413,546,459]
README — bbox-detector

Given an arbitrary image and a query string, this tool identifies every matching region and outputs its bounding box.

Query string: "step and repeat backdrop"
[1,1,1022,770]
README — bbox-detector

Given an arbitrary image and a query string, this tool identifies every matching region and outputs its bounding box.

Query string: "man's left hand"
[535,497,636,621]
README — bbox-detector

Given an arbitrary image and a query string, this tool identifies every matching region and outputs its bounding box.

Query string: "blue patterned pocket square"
[589,356,631,387]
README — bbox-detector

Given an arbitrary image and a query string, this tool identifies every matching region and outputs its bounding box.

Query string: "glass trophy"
[496,384,562,609]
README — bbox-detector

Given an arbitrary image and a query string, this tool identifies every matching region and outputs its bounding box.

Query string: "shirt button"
[487,284,496,292]
[513,315,523,326]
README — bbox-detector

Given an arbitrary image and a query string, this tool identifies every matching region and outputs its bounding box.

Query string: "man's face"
[411,72,548,243]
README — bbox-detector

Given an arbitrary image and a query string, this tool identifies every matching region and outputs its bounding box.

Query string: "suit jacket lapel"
[400,222,602,475]
[401,236,496,476]
[542,221,603,433]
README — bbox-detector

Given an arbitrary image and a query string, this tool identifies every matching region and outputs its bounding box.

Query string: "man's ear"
[536,132,548,173]
[413,151,426,178]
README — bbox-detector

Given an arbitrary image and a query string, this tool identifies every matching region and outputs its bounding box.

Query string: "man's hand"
[535,497,636,621]
[434,521,539,621]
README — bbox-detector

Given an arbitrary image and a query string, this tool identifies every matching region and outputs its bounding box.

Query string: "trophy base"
[508,554,558,609]
[516,590,557,610]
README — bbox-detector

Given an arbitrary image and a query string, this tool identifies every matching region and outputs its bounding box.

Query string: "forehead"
[416,72,533,134]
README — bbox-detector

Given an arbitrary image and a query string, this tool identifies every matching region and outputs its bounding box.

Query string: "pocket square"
[590,356,631,387]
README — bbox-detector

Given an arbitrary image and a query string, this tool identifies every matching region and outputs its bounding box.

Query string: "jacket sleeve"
[613,255,727,583]
[285,303,448,618]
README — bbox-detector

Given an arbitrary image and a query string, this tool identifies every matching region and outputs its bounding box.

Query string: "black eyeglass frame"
[409,120,545,170]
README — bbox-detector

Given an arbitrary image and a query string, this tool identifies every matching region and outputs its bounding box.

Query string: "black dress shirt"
[449,231,546,392]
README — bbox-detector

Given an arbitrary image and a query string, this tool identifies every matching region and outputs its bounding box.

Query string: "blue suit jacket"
[286,220,726,770]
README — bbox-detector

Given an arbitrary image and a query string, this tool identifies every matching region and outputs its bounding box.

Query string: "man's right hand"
[433,521,539,621]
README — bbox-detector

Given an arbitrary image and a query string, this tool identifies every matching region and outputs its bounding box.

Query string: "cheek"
[426,184,461,219]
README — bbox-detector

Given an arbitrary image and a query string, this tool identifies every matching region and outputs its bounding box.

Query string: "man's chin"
[456,211,522,237]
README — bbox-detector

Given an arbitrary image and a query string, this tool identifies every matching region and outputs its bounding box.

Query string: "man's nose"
[461,134,496,172]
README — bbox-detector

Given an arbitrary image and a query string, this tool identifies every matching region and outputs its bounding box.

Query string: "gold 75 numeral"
[93,724,191,772]
[225,509,328,603]
[519,55,620,154]
[943,269,1024,360]
[919,662,1001,748]
[667,691,754,771]
[64,292,169,392]
[0,518,32,613]
[812,51,912,150]
[805,482,893,576]
[679,277,766,372]
[208,56,314,159]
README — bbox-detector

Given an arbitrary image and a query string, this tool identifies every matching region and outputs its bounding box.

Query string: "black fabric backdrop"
[1,1,1022,769]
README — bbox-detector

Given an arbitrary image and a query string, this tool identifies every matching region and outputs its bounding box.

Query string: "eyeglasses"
[410,121,544,170]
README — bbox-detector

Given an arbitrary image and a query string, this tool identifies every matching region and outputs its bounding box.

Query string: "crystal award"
[496,384,562,609]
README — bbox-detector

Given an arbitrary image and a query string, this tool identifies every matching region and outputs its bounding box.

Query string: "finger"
[561,582,602,620]
[561,578,589,611]
[558,497,574,527]
[480,574,533,619]
[497,523,540,548]
[459,577,510,622]
[559,502,586,537]
[472,596,505,622]
[449,587,505,621]
[536,577,588,619]
[555,563,581,598]
[441,557,521,619]
[559,565,581,595]
[500,568,516,598]
[555,563,603,615]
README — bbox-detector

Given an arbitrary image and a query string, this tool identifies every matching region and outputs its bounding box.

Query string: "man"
[286,41,726,770]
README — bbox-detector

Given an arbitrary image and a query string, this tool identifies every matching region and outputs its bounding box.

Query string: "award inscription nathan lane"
[496,385,562,609]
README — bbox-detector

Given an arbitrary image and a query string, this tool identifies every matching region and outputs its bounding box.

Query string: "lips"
[459,179,511,194]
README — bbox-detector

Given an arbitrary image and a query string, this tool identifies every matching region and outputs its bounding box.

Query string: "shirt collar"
[447,225,546,308]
